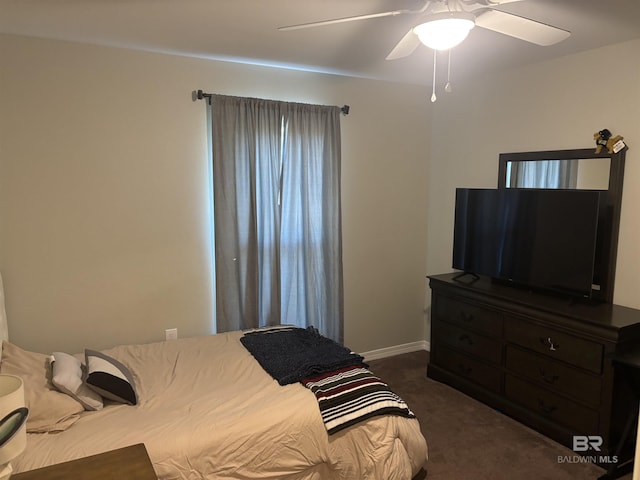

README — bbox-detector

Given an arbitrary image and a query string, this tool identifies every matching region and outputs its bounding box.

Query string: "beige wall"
[426,39,640,336]
[0,34,430,354]
[3,33,637,355]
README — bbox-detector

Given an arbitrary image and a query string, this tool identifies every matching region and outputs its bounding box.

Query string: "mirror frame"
[498,148,626,304]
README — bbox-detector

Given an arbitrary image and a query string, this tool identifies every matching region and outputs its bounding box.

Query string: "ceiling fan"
[278,0,571,60]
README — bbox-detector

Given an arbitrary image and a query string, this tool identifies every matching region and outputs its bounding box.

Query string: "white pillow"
[50,352,103,411]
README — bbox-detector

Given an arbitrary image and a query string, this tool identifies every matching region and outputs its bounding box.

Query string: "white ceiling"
[1,0,639,86]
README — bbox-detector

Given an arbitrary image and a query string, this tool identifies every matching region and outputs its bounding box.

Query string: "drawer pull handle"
[539,368,560,385]
[458,334,474,346]
[538,399,558,415]
[460,312,474,323]
[539,337,560,351]
[458,364,473,375]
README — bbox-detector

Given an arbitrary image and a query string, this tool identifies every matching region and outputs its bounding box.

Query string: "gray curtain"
[211,95,343,343]
[508,160,578,189]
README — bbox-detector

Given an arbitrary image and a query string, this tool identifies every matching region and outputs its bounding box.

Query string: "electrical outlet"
[165,328,178,341]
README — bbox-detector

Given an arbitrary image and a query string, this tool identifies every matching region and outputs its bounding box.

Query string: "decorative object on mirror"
[594,128,626,155]
[0,375,28,480]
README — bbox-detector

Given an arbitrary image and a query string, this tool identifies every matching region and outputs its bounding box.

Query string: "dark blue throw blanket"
[240,326,366,385]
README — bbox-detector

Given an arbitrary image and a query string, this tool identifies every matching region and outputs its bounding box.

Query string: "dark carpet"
[367,350,632,480]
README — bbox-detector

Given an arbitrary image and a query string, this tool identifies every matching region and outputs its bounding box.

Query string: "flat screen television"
[452,188,602,298]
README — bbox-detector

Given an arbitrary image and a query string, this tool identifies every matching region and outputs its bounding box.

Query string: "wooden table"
[13,443,157,480]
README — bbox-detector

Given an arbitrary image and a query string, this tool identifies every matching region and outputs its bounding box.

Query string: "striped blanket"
[302,365,415,434]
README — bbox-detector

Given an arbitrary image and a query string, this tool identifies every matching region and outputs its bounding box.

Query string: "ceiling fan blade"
[475,9,570,46]
[278,9,411,31]
[386,29,421,60]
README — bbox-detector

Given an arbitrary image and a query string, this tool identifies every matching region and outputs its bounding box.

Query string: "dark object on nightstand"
[12,443,157,480]
[599,350,640,480]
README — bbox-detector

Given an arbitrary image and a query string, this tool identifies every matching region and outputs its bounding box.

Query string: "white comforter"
[14,331,428,479]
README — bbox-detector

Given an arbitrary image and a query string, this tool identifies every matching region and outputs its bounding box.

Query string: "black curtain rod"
[193,90,350,115]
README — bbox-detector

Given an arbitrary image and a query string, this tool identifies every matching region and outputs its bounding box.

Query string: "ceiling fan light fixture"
[413,12,475,51]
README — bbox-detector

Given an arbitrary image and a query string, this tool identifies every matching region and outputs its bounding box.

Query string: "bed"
[2,328,428,479]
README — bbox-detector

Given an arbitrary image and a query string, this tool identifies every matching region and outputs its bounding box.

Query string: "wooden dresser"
[427,273,640,459]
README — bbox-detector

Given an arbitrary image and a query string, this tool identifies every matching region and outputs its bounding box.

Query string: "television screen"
[452,188,602,298]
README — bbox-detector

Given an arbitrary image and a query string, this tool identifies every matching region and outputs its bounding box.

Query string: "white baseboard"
[360,340,430,362]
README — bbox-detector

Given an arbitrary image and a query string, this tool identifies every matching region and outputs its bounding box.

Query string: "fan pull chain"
[431,49,437,103]
[445,49,453,93]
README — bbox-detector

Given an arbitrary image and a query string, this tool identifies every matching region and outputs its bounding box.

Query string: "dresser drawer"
[435,296,502,338]
[505,375,599,434]
[435,345,502,393]
[505,346,601,408]
[504,319,603,373]
[434,320,502,365]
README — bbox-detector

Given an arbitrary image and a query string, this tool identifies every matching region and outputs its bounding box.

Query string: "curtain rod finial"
[194,89,212,105]
[341,105,350,115]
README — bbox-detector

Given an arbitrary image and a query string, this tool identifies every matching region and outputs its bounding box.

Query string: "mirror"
[498,148,626,303]
[504,158,611,190]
